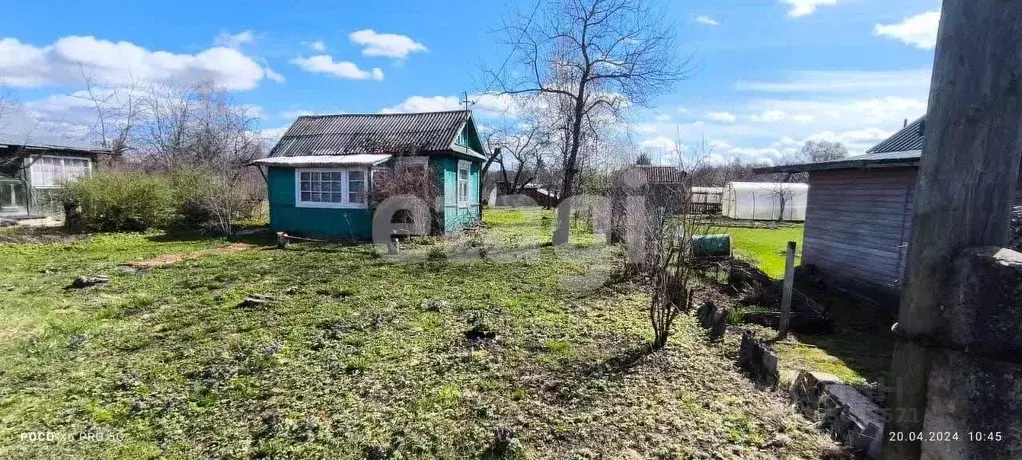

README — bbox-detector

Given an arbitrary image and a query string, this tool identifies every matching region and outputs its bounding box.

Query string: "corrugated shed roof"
[631,165,686,184]
[270,111,473,157]
[0,133,112,154]
[867,117,924,153]
[753,150,921,174]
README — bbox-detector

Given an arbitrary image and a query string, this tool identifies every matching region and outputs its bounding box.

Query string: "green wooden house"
[1,138,110,218]
[252,110,486,239]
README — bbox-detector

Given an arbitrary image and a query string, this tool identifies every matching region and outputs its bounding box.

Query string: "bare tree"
[487,121,548,195]
[770,182,796,222]
[77,68,139,157]
[489,0,688,243]
[796,139,848,163]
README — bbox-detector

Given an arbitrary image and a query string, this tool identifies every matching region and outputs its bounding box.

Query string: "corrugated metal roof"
[867,117,924,153]
[631,165,686,184]
[270,111,473,157]
[0,133,112,154]
[753,149,921,174]
[251,154,392,168]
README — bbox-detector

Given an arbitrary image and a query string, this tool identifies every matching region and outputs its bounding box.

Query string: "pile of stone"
[790,371,884,460]
[737,333,778,389]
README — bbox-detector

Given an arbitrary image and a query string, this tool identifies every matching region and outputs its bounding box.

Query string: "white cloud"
[0,35,270,91]
[380,92,527,118]
[696,15,720,26]
[348,29,427,59]
[677,107,690,114]
[874,10,940,50]
[309,40,326,52]
[264,66,285,83]
[735,69,931,94]
[380,95,460,114]
[261,125,291,142]
[289,55,384,80]
[640,136,677,151]
[214,30,256,49]
[781,0,838,18]
[241,104,267,120]
[705,111,737,123]
[655,113,672,122]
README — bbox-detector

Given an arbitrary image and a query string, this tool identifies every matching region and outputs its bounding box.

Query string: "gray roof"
[0,133,112,154]
[867,117,924,153]
[270,110,482,159]
[754,117,926,174]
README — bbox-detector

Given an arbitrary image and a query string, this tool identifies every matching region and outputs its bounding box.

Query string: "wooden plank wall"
[803,168,917,293]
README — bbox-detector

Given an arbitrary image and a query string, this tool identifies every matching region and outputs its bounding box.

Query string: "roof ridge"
[297,110,470,119]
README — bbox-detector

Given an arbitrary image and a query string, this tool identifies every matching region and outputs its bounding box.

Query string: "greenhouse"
[688,186,723,214]
[721,182,808,221]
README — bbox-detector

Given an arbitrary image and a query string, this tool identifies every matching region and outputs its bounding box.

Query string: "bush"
[169,168,263,235]
[61,172,174,232]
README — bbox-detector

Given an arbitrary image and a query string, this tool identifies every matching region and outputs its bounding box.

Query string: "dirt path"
[119,242,252,269]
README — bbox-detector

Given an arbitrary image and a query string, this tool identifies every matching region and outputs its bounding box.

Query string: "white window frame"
[456,160,471,208]
[294,168,369,209]
[29,155,93,189]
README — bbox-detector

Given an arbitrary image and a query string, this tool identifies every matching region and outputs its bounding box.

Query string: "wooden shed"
[756,117,1022,305]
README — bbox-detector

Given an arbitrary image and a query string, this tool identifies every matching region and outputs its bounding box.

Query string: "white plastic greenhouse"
[721,182,809,221]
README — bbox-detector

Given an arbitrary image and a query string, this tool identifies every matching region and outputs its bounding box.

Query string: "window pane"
[311,172,320,181]
[301,192,311,201]
[300,181,310,191]
[330,193,344,203]
[310,192,321,201]
[332,172,344,181]
[301,172,310,180]
[311,182,321,191]
[349,170,364,181]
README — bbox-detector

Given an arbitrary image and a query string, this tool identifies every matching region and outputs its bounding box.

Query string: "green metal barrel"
[691,234,732,258]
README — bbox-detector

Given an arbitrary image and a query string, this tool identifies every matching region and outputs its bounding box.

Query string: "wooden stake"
[886,2,1022,458]
[778,241,796,339]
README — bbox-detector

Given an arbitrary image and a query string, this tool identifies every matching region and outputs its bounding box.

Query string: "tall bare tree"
[796,139,848,163]
[489,0,688,243]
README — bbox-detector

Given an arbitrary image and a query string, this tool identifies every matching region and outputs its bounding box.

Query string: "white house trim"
[457,160,471,208]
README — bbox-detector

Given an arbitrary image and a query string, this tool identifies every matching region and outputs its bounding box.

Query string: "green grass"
[725,225,804,278]
[0,209,845,459]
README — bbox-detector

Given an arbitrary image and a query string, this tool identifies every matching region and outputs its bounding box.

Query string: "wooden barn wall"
[802,168,917,299]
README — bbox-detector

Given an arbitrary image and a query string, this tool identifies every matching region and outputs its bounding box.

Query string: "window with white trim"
[30,156,91,188]
[296,169,368,208]
[457,161,470,207]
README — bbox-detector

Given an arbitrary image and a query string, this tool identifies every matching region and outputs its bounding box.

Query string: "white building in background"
[721,181,808,221]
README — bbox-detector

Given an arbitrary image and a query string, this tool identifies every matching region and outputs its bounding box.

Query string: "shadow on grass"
[784,281,896,385]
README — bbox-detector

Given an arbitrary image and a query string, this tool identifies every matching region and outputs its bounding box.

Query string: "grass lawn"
[724,225,804,279]
[0,209,846,459]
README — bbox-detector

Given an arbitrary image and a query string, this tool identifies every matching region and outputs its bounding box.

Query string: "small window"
[457,161,471,207]
[348,170,365,204]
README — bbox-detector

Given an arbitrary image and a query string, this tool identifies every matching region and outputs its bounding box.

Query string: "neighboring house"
[252,110,486,239]
[754,117,1022,305]
[0,138,110,218]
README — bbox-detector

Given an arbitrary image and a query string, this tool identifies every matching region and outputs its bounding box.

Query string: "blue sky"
[0,0,941,165]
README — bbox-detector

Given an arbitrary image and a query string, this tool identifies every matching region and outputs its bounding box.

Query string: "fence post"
[778,241,796,339]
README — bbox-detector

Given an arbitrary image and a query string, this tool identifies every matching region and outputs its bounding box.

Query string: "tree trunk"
[885,1,1022,458]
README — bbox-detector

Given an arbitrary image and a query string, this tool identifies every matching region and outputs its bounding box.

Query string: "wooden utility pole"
[886,1,1022,459]
[778,241,796,339]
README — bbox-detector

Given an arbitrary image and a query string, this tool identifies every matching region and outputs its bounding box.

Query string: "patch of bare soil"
[0,227,82,244]
[119,243,252,269]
